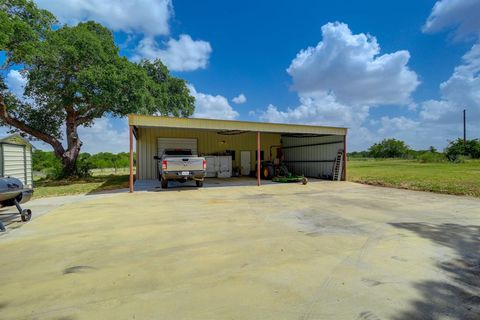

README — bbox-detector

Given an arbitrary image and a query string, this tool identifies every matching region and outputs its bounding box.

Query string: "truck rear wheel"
[161,178,168,189]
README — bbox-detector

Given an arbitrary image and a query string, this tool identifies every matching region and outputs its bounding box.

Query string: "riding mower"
[258,146,308,185]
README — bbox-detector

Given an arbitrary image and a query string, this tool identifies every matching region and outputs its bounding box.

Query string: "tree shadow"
[389,223,480,320]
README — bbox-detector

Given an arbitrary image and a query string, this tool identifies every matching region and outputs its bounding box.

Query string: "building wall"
[136,127,281,180]
[281,135,345,178]
[1,144,33,187]
[25,146,32,187]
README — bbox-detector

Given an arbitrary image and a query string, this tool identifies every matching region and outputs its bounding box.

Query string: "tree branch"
[0,94,66,157]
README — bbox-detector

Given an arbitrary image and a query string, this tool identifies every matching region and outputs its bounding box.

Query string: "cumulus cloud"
[260,22,420,150]
[423,0,480,40]
[36,0,212,71]
[36,0,173,36]
[232,93,247,104]
[134,35,212,71]
[260,92,369,128]
[189,85,239,120]
[380,43,480,149]
[287,22,419,106]
[377,116,420,135]
[420,44,480,123]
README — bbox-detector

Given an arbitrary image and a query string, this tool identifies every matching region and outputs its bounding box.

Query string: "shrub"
[417,152,445,163]
[368,138,411,158]
[445,138,480,161]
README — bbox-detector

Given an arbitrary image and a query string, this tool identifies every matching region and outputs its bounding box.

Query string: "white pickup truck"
[154,149,206,189]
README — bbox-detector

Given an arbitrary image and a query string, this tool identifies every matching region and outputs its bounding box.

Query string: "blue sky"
[2,0,480,152]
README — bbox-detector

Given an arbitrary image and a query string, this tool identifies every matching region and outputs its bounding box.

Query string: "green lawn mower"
[260,160,308,185]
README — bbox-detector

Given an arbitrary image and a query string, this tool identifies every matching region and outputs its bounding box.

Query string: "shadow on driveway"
[390,222,480,320]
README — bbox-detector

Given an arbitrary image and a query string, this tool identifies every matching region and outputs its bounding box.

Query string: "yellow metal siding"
[129,115,347,136]
[136,127,281,180]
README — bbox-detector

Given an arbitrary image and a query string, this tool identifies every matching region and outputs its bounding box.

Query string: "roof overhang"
[128,115,347,136]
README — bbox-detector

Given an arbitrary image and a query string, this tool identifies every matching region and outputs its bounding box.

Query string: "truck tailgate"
[165,157,204,171]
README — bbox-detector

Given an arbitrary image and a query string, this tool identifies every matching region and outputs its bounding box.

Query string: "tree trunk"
[60,110,83,177]
[0,95,85,178]
[61,155,77,177]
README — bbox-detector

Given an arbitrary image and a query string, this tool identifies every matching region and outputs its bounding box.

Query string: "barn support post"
[343,133,347,181]
[257,131,261,186]
[129,125,134,193]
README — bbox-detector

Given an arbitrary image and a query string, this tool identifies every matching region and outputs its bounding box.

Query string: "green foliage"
[88,152,130,170]
[2,19,194,132]
[347,151,370,158]
[0,0,56,64]
[33,150,131,179]
[0,1,194,176]
[368,138,411,158]
[32,149,60,171]
[445,138,480,161]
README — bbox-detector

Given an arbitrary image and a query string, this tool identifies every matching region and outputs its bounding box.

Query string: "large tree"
[0,0,194,176]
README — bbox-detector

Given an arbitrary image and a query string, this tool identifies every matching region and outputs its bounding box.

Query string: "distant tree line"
[349,138,480,162]
[33,150,133,179]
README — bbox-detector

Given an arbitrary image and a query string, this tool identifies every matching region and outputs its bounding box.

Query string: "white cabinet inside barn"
[0,134,33,188]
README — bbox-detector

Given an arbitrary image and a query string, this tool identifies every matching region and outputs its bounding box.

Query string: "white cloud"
[260,92,369,128]
[6,70,27,99]
[420,100,455,121]
[381,43,480,150]
[259,22,420,150]
[232,93,247,104]
[189,85,239,120]
[36,0,212,72]
[78,118,129,153]
[420,43,480,124]
[134,35,212,71]
[260,92,373,150]
[36,0,173,36]
[378,116,420,135]
[423,0,480,40]
[287,22,419,106]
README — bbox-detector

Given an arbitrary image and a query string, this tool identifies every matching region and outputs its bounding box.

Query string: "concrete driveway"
[0,181,479,319]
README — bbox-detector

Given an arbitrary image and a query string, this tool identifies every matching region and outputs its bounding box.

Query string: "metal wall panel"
[282,135,344,178]
[136,127,281,180]
[2,144,27,185]
[25,146,32,188]
[157,138,198,156]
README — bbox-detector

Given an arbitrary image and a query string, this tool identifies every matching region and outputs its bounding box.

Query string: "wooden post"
[257,131,261,186]
[129,125,134,193]
[343,133,347,181]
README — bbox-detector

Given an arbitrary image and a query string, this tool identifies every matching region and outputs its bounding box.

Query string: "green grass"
[348,159,480,197]
[33,174,130,198]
